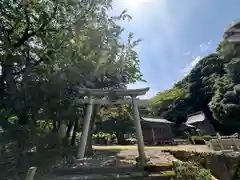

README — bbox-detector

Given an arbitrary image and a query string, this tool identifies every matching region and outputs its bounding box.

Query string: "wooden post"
[215,133,231,179]
[172,160,178,177]
[77,96,94,158]
[131,96,146,167]
[216,132,224,150]
[219,155,231,180]
[25,167,37,180]
[151,127,156,145]
[231,137,237,151]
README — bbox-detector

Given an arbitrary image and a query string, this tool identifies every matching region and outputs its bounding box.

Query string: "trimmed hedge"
[191,136,206,145]
[201,135,212,141]
[190,135,213,145]
[191,135,212,141]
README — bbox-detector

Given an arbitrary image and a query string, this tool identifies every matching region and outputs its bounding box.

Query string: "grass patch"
[158,171,176,177]
[154,162,173,167]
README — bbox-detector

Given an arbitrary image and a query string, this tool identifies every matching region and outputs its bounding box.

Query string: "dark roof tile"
[141,117,174,124]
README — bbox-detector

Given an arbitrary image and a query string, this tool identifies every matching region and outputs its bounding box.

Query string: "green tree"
[97,105,135,144]
[149,54,224,128]
[0,0,143,178]
[209,37,240,133]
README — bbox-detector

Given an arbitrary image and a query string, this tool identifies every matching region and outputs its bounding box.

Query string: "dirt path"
[93,145,213,152]
[117,149,175,163]
[68,145,213,168]
[71,149,177,168]
[91,145,213,165]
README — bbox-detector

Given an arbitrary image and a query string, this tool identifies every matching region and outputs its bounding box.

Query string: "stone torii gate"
[77,87,149,166]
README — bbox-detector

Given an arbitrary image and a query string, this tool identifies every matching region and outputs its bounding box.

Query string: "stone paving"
[118,150,176,164]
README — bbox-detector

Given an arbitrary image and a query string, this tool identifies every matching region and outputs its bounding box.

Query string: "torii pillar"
[77,96,93,158]
[131,95,147,166]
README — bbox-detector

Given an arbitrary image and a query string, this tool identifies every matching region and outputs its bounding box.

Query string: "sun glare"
[122,0,150,12]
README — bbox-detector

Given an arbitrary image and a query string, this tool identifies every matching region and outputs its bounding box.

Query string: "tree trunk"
[71,118,78,146]
[115,132,126,145]
[52,120,57,132]
[85,117,94,157]
[66,121,74,139]
[63,121,73,145]
[56,120,61,132]
[16,125,28,177]
[0,64,6,108]
[18,112,28,126]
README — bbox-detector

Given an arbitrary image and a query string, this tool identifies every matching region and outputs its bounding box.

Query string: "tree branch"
[20,7,31,42]
[69,0,95,31]
[13,50,54,76]
[0,17,11,43]
[14,5,58,48]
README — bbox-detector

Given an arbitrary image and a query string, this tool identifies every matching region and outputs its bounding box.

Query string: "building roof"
[225,21,240,33]
[184,123,196,128]
[224,21,240,41]
[141,117,174,124]
[186,112,205,125]
[227,34,240,43]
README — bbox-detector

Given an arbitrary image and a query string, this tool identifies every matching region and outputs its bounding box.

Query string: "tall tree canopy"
[149,53,225,125]
[0,1,144,178]
[149,22,240,134]
[0,0,143,128]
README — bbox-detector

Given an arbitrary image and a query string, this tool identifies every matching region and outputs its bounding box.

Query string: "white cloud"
[191,56,202,67]
[181,40,212,75]
[200,40,212,52]
[113,0,161,15]
[127,82,158,99]
[181,56,202,75]
[140,88,158,99]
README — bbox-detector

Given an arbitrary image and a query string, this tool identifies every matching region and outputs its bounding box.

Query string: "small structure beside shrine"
[185,112,215,135]
[141,117,175,145]
[224,21,240,43]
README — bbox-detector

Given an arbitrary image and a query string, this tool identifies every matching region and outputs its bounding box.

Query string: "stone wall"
[163,150,240,180]
[209,138,240,151]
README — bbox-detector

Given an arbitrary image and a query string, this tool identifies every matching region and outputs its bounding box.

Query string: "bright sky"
[111,0,240,99]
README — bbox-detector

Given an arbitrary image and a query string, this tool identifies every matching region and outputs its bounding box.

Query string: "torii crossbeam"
[77,87,149,167]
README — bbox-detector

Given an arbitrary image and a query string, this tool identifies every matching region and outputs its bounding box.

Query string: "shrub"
[191,136,203,140]
[202,135,212,141]
[174,161,212,180]
[191,136,206,145]
[194,139,206,145]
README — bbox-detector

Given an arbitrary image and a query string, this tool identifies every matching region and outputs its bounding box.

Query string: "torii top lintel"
[78,87,150,97]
